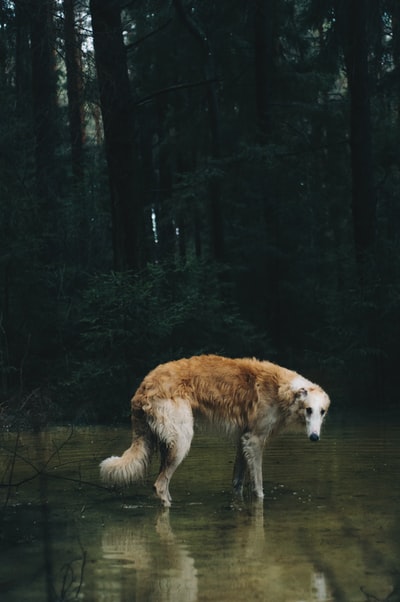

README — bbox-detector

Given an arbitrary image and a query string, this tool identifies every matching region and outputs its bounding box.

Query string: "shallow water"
[0,417,399,602]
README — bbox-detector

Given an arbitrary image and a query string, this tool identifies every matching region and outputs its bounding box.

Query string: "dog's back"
[132,354,293,428]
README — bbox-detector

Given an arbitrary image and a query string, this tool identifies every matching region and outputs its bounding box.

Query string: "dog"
[100,355,331,507]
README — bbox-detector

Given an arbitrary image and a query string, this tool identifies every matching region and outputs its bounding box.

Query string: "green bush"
[63,259,271,422]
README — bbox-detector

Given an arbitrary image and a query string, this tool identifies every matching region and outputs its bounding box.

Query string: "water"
[0,417,399,602]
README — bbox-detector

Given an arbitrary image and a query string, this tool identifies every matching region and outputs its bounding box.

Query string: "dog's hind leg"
[156,441,174,506]
[232,435,247,496]
[241,432,265,499]
[151,399,194,507]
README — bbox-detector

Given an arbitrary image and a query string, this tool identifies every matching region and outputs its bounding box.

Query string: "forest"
[0,0,399,424]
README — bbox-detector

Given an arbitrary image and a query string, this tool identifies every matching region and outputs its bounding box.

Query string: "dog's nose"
[309,433,319,442]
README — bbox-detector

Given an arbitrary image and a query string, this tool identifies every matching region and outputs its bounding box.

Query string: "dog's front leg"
[241,432,265,499]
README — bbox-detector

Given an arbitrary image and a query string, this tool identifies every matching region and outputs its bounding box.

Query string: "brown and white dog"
[100,355,331,507]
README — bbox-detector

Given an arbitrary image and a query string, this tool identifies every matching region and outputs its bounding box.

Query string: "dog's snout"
[309,433,319,442]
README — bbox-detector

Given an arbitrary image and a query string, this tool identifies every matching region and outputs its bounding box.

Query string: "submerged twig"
[0,427,110,493]
[2,429,21,510]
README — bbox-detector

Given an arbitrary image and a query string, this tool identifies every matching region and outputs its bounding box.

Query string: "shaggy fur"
[100,355,331,506]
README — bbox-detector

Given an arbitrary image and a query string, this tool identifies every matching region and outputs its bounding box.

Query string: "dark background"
[0,0,399,424]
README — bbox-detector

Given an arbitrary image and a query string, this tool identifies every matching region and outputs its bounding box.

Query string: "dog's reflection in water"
[100,508,198,602]
[98,503,333,602]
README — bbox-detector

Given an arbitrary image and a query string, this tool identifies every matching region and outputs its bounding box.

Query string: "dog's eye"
[321,409,326,416]
[306,407,312,416]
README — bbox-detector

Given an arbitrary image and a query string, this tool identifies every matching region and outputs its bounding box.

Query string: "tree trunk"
[155,97,176,259]
[340,0,380,400]
[391,0,400,120]
[254,0,275,143]
[30,0,58,206]
[63,0,85,183]
[345,0,376,272]
[173,0,224,261]
[15,0,31,114]
[254,0,282,348]
[90,0,142,271]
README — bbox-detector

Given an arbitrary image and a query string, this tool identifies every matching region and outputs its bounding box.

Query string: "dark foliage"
[0,0,399,424]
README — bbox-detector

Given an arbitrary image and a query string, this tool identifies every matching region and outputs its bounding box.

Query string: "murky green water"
[0,417,399,602]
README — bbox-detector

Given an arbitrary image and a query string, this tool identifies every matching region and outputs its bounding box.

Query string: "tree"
[14,0,31,114]
[173,0,224,261]
[63,0,85,183]
[254,0,276,143]
[29,0,59,208]
[90,0,143,271]
[343,0,377,271]
[390,0,400,119]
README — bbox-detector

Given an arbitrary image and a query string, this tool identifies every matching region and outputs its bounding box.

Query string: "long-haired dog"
[100,355,331,506]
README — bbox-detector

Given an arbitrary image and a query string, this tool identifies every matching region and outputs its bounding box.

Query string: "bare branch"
[136,78,220,106]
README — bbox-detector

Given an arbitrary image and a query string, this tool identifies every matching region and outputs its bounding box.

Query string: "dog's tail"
[99,409,154,487]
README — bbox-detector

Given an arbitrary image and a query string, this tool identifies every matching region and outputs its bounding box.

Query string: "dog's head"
[283,376,331,441]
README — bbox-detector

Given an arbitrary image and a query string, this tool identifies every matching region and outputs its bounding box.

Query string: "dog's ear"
[294,387,308,402]
[278,382,308,406]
